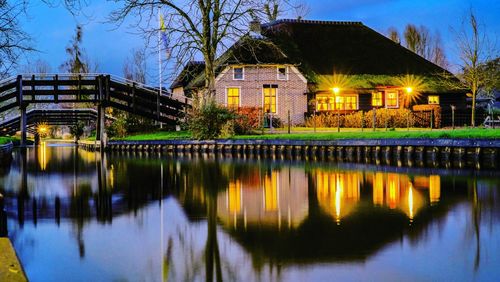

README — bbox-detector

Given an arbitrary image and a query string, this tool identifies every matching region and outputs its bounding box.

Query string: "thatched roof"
[176,19,461,92]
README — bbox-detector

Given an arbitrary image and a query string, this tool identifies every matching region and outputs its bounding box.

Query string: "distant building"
[172,19,466,125]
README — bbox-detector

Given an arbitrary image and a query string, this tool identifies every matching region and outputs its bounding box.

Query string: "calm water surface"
[0,144,499,282]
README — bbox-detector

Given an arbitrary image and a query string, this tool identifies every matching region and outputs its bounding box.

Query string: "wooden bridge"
[0,74,190,146]
[0,108,101,135]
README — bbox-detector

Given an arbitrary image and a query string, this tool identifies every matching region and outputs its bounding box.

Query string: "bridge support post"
[34,133,40,146]
[96,105,106,151]
[20,105,27,147]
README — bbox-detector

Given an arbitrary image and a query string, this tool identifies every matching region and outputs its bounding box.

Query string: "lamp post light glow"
[406,87,413,94]
[37,124,49,137]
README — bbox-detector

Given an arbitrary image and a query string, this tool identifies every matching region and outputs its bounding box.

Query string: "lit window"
[385,91,399,108]
[263,84,277,113]
[428,95,440,105]
[277,67,288,80]
[316,94,334,111]
[316,94,358,111]
[233,67,244,80]
[372,92,383,107]
[335,95,358,110]
[227,88,240,109]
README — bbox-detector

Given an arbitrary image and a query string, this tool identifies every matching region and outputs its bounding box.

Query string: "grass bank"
[0,136,16,145]
[234,128,500,140]
[113,131,191,141]
[110,128,500,141]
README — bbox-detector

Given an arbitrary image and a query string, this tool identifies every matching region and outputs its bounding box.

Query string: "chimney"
[249,20,262,35]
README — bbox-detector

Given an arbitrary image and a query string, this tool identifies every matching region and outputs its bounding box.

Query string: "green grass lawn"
[113,131,191,141]
[0,136,16,145]
[233,128,500,140]
[109,128,500,141]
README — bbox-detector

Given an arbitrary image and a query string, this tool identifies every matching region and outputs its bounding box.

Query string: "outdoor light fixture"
[332,87,340,94]
[37,124,49,136]
[406,87,413,94]
[38,126,48,133]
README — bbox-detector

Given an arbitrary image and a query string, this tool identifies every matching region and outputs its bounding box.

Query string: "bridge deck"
[0,74,191,143]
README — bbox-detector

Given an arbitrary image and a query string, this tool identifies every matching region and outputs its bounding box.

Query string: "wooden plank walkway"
[0,238,27,282]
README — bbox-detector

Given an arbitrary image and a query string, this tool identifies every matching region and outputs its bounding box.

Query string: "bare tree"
[455,11,498,126]
[402,24,448,69]
[109,0,262,107]
[21,58,52,74]
[429,32,448,69]
[0,1,35,78]
[262,0,309,22]
[387,27,400,44]
[123,48,147,83]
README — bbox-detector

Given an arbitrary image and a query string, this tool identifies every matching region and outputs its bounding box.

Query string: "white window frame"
[385,91,399,109]
[225,86,242,108]
[233,66,244,80]
[262,85,279,114]
[277,66,288,81]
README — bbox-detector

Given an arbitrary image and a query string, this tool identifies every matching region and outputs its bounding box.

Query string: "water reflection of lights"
[218,168,309,229]
[335,184,341,224]
[38,141,47,171]
[219,168,442,229]
[109,164,115,189]
[409,184,414,222]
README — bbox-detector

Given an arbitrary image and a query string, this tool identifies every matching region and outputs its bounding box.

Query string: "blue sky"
[18,0,499,85]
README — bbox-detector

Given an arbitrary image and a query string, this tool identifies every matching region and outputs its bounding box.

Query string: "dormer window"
[277,66,288,80]
[233,67,244,80]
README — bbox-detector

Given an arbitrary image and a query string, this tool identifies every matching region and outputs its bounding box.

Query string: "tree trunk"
[204,62,216,101]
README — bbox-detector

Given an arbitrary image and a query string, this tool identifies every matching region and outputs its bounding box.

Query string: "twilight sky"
[18,0,499,85]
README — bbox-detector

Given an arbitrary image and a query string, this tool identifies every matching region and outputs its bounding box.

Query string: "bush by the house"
[234,107,261,134]
[188,102,237,140]
[305,108,416,128]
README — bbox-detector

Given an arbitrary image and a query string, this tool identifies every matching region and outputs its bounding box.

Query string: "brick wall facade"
[214,65,308,125]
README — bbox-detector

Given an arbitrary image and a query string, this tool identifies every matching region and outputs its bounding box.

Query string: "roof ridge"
[263,19,364,27]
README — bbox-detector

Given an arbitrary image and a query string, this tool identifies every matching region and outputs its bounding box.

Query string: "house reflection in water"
[218,167,442,228]
[218,167,309,229]
[317,170,441,223]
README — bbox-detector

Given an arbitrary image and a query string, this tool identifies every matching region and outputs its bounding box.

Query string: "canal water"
[0,144,499,282]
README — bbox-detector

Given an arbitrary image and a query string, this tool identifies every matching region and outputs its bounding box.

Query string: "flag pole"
[158,6,163,129]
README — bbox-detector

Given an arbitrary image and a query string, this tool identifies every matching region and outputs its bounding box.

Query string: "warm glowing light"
[405,87,413,94]
[332,87,340,94]
[335,183,341,224]
[37,123,50,137]
[38,141,47,171]
[228,180,242,213]
[408,184,414,221]
[264,172,279,211]
[429,175,441,204]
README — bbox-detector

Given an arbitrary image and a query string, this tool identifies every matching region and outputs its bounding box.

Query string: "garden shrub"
[188,102,237,140]
[305,108,416,128]
[234,107,261,134]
